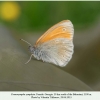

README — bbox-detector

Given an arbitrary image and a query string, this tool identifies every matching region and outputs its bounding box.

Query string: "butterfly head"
[28,45,35,53]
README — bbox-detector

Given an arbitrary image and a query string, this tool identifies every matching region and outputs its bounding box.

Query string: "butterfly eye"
[62,27,66,32]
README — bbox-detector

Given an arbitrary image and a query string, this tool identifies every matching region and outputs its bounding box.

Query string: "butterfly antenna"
[20,39,32,46]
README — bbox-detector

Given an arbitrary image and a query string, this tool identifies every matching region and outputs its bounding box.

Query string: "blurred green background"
[1,1,100,32]
[0,1,100,91]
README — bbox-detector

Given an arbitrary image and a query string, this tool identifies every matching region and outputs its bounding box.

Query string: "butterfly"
[20,20,74,67]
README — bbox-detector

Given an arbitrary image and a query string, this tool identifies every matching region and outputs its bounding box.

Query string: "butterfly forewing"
[35,20,74,46]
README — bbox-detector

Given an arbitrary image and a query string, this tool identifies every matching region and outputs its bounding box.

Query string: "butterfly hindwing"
[35,38,73,67]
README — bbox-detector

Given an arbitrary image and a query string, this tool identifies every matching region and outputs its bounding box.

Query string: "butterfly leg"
[25,54,34,64]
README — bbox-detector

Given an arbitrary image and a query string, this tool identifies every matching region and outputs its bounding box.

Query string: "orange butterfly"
[21,20,74,67]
